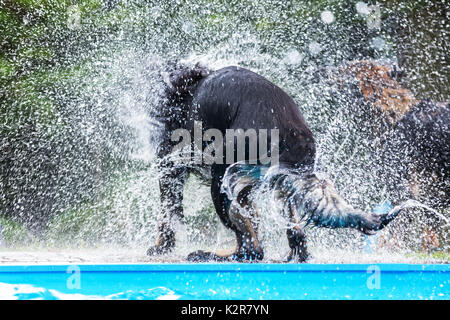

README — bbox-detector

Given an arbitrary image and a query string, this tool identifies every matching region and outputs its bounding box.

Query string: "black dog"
[147,64,401,262]
[380,99,449,250]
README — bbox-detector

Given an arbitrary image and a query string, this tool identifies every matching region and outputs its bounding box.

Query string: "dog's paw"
[187,250,215,262]
[286,248,310,263]
[187,250,211,262]
[187,250,229,262]
[231,250,264,262]
[146,245,173,256]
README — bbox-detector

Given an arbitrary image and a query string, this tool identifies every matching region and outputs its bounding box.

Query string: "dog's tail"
[273,173,403,235]
[222,163,403,235]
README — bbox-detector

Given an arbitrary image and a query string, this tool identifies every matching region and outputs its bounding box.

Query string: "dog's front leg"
[147,163,187,256]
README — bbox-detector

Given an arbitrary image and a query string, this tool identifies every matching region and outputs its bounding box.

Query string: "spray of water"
[0,0,448,262]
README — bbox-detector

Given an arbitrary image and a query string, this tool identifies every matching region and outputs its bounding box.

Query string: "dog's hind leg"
[285,202,309,262]
[187,164,236,262]
[187,201,264,262]
[187,165,264,262]
[228,184,264,261]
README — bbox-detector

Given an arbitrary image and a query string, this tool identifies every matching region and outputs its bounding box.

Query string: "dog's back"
[394,100,449,171]
[161,65,316,168]
[192,66,316,167]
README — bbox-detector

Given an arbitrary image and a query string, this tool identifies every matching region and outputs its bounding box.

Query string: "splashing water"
[0,282,181,300]
[385,200,450,229]
[0,0,448,262]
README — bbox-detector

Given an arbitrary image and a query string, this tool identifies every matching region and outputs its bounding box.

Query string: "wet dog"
[147,63,403,262]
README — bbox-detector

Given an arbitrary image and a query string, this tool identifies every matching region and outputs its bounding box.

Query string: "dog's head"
[161,61,211,98]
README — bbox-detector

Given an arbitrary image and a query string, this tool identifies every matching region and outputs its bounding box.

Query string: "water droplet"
[182,22,194,34]
[283,49,303,65]
[355,2,370,15]
[371,37,386,50]
[308,42,322,55]
[321,10,335,24]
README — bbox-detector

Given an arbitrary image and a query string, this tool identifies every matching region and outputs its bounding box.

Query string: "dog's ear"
[166,65,210,96]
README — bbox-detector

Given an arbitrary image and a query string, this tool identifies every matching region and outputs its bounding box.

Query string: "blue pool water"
[0,264,448,300]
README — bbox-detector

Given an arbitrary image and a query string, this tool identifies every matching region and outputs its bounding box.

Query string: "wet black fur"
[381,100,450,209]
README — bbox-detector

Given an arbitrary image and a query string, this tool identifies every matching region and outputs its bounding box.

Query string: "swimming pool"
[0,264,447,300]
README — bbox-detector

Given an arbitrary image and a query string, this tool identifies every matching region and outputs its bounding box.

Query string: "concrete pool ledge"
[0,263,448,273]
